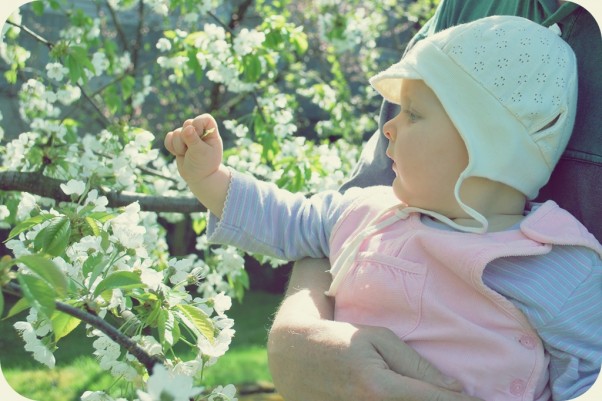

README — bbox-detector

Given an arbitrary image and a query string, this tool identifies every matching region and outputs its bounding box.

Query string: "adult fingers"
[371,328,464,392]
[377,371,483,401]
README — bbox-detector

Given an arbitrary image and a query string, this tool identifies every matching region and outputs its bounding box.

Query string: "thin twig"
[207,11,234,35]
[8,19,114,128]
[4,282,162,374]
[6,21,53,49]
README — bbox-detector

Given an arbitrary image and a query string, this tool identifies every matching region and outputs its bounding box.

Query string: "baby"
[165,16,602,401]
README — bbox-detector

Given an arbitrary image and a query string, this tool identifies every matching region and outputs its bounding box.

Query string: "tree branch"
[6,21,53,49]
[4,282,162,375]
[104,0,132,55]
[0,171,205,214]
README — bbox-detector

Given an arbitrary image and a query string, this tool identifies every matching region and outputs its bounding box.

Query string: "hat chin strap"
[326,177,489,297]
[397,175,489,234]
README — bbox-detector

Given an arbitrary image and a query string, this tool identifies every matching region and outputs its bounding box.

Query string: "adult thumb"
[374,330,464,392]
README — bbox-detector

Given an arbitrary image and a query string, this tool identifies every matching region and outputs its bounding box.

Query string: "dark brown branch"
[104,0,132,54]
[0,171,205,214]
[228,0,255,30]
[4,282,162,374]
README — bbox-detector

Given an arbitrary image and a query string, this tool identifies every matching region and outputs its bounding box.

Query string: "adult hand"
[268,258,483,401]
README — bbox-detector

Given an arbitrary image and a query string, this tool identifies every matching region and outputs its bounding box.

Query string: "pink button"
[519,335,537,350]
[510,379,527,396]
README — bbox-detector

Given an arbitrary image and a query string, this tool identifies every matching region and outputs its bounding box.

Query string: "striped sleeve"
[542,256,602,401]
[206,169,359,261]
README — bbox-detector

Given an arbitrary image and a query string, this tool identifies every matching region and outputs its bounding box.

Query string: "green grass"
[0,290,283,401]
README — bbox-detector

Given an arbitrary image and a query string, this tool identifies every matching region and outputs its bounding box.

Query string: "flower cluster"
[0,0,429,399]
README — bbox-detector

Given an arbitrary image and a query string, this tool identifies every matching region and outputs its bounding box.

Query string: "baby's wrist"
[187,165,231,217]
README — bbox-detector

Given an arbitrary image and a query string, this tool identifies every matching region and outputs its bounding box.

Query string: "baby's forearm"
[186,164,231,219]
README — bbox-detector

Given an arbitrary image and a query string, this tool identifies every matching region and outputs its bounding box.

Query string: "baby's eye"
[403,109,418,123]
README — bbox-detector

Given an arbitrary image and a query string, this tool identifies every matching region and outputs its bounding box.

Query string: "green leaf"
[85,217,101,236]
[0,290,4,319]
[3,297,30,320]
[32,1,45,16]
[192,218,207,235]
[4,70,17,84]
[93,271,143,297]
[51,310,81,342]
[70,46,96,75]
[291,30,308,55]
[33,216,71,256]
[5,214,56,242]
[163,30,177,39]
[176,304,214,343]
[17,255,68,297]
[242,54,262,83]
[18,274,56,319]
[87,212,116,223]
[82,253,105,277]
[122,76,136,100]
[158,310,178,347]
[65,53,83,83]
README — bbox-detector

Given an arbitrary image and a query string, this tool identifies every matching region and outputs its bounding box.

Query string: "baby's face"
[382,79,468,217]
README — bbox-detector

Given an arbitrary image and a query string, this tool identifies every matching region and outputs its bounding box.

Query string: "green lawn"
[0,290,283,401]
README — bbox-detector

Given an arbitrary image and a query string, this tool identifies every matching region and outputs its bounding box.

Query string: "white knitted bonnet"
[369,15,578,233]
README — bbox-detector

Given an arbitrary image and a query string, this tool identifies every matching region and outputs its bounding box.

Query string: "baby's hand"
[164,113,223,184]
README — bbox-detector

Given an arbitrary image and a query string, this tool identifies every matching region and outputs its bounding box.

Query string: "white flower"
[173,360,202,376]
[144,0,169,16]
[81,391,117,401]
[57,85,82,105]
[212,246,245,274]
[140,267,163,290]
[13,321,56,368]
[139,335,163,356]
[212,292,232,317]
[233,28,265,56]
[111,361,138,381]
[60,179,86,196]
[91,51,110,76]
[46,62,68,81]
[209,384,238,401]
[17,192,37,220]
[156,38,172,52]
[113,52,132,75]
[114,221,145,249]
[137,364,203,401]
[83,189,109,212]
[0,205,9,220]
[204,24,226,41]
[198,327,234,358]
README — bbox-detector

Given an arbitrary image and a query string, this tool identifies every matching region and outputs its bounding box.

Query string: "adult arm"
[267,258,482,401]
